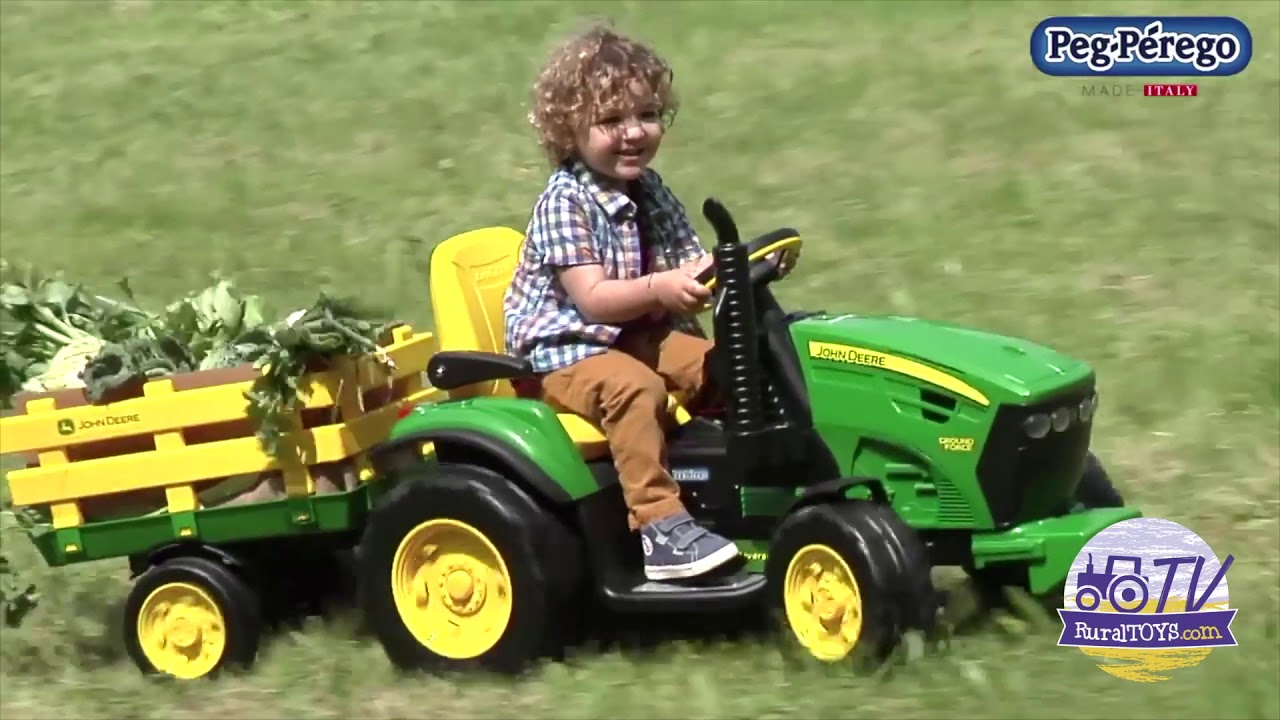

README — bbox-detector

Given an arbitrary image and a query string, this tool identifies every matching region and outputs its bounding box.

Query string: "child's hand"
[651,268,712,313]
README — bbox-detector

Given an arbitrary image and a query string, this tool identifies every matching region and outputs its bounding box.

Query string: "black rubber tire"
[123,555,263,680]
[356,461,583,675]
[859,501,940,637]
[968,450,1124,601]
[765,500,937,670]
[1070,451,1124,510]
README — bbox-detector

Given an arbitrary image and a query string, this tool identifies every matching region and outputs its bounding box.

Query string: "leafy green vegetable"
[74,278,270,401]
[82,335,199,402]
[2,264,402,457]
[154,278,270,370]
[0,260,156,402]
[244,293,399,456]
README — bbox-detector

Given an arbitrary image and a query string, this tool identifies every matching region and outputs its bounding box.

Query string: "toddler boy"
[503,22,741,581]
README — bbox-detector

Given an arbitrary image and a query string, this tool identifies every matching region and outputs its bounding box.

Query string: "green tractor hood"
[791,313,1094,406]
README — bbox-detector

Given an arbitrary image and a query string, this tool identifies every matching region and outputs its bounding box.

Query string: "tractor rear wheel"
[356,461,584,675]
[765,500,937,670]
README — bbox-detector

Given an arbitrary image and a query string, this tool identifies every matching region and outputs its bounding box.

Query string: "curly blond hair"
[528,21,679,166]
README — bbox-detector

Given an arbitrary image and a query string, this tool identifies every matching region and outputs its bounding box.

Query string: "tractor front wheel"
[966,450,1124,599]
[765,500,938,670]
[1069,451,1124,511]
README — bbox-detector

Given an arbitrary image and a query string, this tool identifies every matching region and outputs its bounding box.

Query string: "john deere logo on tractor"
[1057,517,1237,682]
[807,340,990,407]
[1030,16,1253,76]
[809,340,887,368]
[56,418,75,436]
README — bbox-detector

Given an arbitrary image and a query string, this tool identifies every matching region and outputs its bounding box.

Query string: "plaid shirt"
[504,159,708,373]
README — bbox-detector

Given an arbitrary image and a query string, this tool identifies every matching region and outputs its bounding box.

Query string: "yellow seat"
[426,226,690,460]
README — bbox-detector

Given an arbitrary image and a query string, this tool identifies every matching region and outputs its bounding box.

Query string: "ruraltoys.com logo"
[1058,517,1238,683]
[1030,16,1253,76]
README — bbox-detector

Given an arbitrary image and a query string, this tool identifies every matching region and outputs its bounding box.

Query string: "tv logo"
[1031,16,1252,76]
[1057,517,1238,683]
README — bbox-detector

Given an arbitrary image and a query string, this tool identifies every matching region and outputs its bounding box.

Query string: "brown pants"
[538,325,716,531]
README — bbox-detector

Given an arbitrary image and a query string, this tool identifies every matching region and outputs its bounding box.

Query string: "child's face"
[576,81,665,185]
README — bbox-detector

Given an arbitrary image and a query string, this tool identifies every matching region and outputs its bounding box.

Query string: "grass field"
[1,0,1278,718]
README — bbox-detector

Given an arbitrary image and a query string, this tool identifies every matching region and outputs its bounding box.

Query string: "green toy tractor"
[354,198,1141,674]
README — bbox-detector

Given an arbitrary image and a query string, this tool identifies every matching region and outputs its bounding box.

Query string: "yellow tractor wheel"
[766,500,938,670]
[124,555,263,680]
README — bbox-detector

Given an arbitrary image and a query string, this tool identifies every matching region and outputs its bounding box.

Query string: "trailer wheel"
[357,461,583,675]
[765,500,936,670]
[124,555,263,680]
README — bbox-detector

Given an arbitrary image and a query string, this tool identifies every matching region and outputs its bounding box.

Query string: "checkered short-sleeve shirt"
[503,160,709,373]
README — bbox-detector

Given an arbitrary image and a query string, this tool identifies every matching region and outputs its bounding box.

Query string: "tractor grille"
[936,476,976,525]
[975,380,1096,527]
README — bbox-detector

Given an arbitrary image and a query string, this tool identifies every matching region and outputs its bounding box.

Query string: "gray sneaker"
[639,511,741,581]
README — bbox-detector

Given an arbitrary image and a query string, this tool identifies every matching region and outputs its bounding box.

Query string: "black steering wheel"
[689,199,803,311]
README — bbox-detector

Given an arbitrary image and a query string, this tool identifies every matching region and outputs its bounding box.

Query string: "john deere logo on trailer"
[55,413,141,435]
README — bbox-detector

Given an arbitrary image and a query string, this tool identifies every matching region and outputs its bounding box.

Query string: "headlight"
[1024,413,1051,439]
[1079,393,1098,422]
[1024,392,1096,438]
[1051,406,1073,432]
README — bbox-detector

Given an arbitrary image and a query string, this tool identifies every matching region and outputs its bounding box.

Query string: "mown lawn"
[1,1,1277,718]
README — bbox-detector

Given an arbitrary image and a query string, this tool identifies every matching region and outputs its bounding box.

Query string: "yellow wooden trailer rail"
[0,324,443,541]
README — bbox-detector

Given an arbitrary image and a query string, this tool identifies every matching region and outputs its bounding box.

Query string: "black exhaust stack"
[703,198,763,435]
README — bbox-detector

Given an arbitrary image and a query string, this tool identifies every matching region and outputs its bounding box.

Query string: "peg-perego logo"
[1031,16,1253,77]
[56,413,142,435]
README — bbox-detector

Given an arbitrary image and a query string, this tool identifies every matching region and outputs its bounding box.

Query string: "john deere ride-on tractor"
[355,198,1141,674]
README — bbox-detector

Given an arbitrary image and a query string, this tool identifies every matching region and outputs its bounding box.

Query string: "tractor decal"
[806,340,990,406]
[938,437,976,452]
